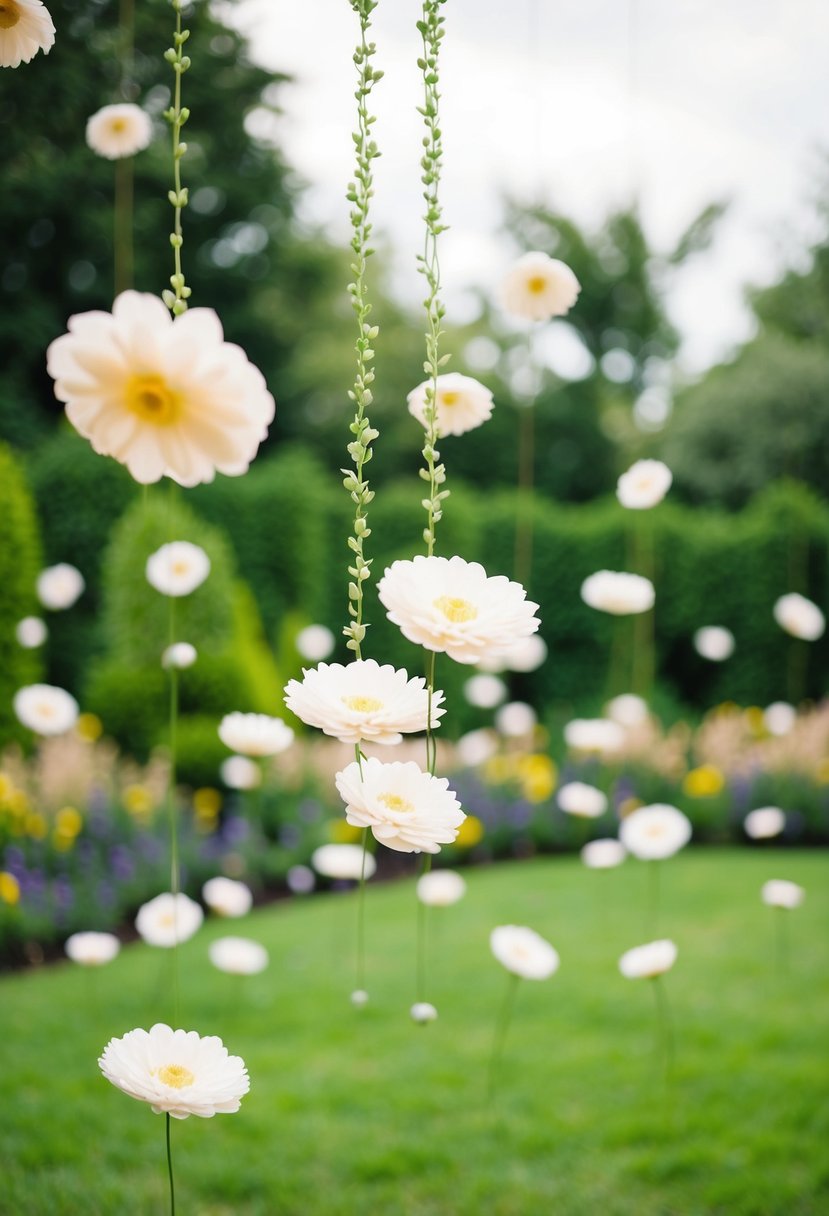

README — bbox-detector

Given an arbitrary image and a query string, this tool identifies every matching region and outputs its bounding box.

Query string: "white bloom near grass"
[378,555,540,666]
[284,659,444,745]
[761,879,805,909]
[564,717,626,756]
[208,936,268,976]
[416,869,466,906]
[218,712,293,757]
[557,781,607,819]
[616,459,672,509]
[146,542,210,597]
[773,593,825,641]
[220,755,261,791]
[490,925,559,980]
[407,372,494,437]
[15,616,47,648]
[620,804,692,860]
[605,693,649,727]
[37,562,84,610]
[619,939,677,979]
[295,624,335,662]
[494,701,537,738]
[463,673,507,710]
[500,251,580,322]
[581,838,626,869]
[13,684,79,736]
[335,758,465,854]
[65,931,120,966]
[455,728,499,768]
[135,892,203,947]
[86,103,153,159]
[311,843,376,881]
[581,570,654,615]
[47,291,275,487]
[744,807,785,840]
[0,0,54,67]
[694,625,735,661]
[410,1001,438,1024]
[162,642,198,670]
[202,877,253,918]
[98,1023,249,1118]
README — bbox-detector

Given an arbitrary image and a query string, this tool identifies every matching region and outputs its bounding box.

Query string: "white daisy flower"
[744,807,785,840]
[407,372,494,438]
[36,562,85,610]
[208,936,268,976]
[455,727,499,768]
[65,931,120,966]
[557,781,607,819]
[146,542,210,597]
[581,570,654,615]
[350,989,369,1008]
[500,251,581,322]
[773,593,825,641]
[86,103,153,159]
[410,1001,438,1024]
[619,804,692,860]
[763,702,796,737]
[13,683,79,736]
[490,925,559,980]
[135,892,203,948]
[605,693,649,727]
[334,758,465,855]
[564,717,626,756]
[494,701,537,738]
[0,0,55,68]
[218,712,294,757]
[377,554,540,666]
[202,877,253,918]
[416,869,466,906]
[311,843,376,882]
[220,755,261,791]
[15,616,47,648]
[693,626,735,662]
[616,459,672,510]
[295,623,335,662]
[581,838,626,869]
[46,291,275,487]
[162,642,198,670]
[284,659,444,746]
[98,1023,249,1118]
[619,939,677,979]
[761,880,804,909]
[463,673,507,710]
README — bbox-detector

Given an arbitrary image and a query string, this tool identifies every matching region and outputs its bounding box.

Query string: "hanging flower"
[773,593,825,641]
[744,807,785,840]
[13,684,79,736]
[334,758,465,854]
[581,838,626,869]
[764,702,796,737]
[500,251,580,322]
[605,693,649,727]
[220,755,261,791]
[619,804,692,860]
[86,103,153,160]
[46,291,275,487]
[15,616,47,648]
[99,1023,249,1118]
[295,624,335,662]
[311,843,377,881]
[416,869,466,906]
[135,892,203,947]
[581,570,654,615]
[146,542,210,597]
[202,877,253,918]
[0,0,55,68]
[217,712,293,758]
[694,626,735,661]
[407,372,494,438]
[463,673,507,710]
[208,936,268,976]
[490,925,559,980]
[564,717,626,756]
[162,641,198,670]
[284,659,444,746]
[558,781,607,819]
[37,562,85,610]
[410,1001,439,1024]
[761,879,804,909]
[65,931,121,966]
[477,633,548,674]
[377,555,540,666]
[616,459,672,510]
[619,939,677,979]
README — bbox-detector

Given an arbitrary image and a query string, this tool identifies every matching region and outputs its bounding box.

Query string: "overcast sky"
[224,0,829,376]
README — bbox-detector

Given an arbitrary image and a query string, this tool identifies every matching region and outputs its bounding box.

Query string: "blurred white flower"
[410,1001,438,1024]
[764,701,796,737]
[773,593,825,641]
[47,291,275,487]
[65,931,120,966]
[416,869,466,906]
[86,103,153,159]
[478,633,548,674]
[13,684,79,736]
[490,925,559,980]
[744,807,785,840]
[500,251,581,322]
[208,936,268,976]
[335,758,465,855]
[694,626,735,662]
[162,641,198,670]
[605,693,649,727]
[463,673,507,710]
[581,838,626,869]
[494,701,537,738]
[135,892,203,947]
[377,554,540,666]
[558,781,607,819]
[146,542,210,597]
[581,570,654,615]
[761,879,804,909]
[564,718,626,756]
[220,755,261,791]
[295,624,335,662]
[455,728,499,768]
[350,989,369,1008]
[202,877,253,918]
[616,459,672,509]
[99,1023,249,1118]
[286,864,315,894]
[619,939,677,979]
[15,616,47,648]
[218,712,293,757]
[0,0,55,68]
[37,563,85,610]
[311,843,376,881]
[620,804,692,860]
[407,372,494,437]
[284,659,444,746]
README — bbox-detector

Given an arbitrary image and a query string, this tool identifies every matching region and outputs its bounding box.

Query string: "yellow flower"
[77,712,104,742]
[24,812,47,840]
[0,871,20,905]
[0,772,14,800]
[330,818,363,844]
[9,790,29,816]
[483,755,517,786]
[454,814,484,848]
[683,765,725,798]
[193,787,222,821]
[744,707,765,736]
[56,806,83,836]
[124,784,154,818]
[815,758,829,785]
[53,830,75,852]
[517,754,557,803]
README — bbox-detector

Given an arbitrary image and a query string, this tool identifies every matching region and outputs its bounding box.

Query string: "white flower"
[693,626,735,662]
[564,718,626,756]
[495,701,537,738]
[135,892,203,947]
[334,758,465,855]
[13,684,79,736]
[36,562,85,610]
[46,291,275,487]
[407,372,494,438]
[350,989,369,1008]
[202,877,253,918]
[15,616,47,648]
[284,659,444,746]
[581,838,626,869]
[86,103,153,159]
[605,693,649,727]
[557,781,607,819]
[773,593,825,641]
[0,0,55,68]
[311,843,376,882]
[218,712,294,757]
[162,641,198,670]
[464,673,507,710]
[764,702,796,737]
[490,925,559,980]
[410,1001,438,1024]
[65,931,120,966]
[619,804,692,860]
[619,939,677,979]
[500,251,581,322]
[98,1023,249,1118]
[416,869,466,906]
[220,755,261,791]
[581,570,654,616]
[377,555,540,666]
[761,879,804,909]
[478,633,548,674]
[295,624,335,662]
[744,807,785,840]
[208,936,268,976]
[616,459,672,510]
[146,542,210,597]
[455,728,499,768]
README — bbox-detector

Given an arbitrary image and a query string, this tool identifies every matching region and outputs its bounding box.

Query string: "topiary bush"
[0,442,43,743]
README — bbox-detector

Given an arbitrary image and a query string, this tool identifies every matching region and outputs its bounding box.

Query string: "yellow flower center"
[440,390,460,406]
[526,275,548,295]
[37,702,56,718]
[157,1063,195,1089]
[377,792,414,815]
[644,823,665,838]
[126,374,181,425]
[111,119,127,133]
[0,2,20,30]
[342,695,384,714]
[159,912,176,927]
[433,595,478,624]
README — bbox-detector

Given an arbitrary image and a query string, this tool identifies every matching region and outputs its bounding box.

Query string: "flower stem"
[645,858,660,938]
[630,516,656,698]
[513,326,538,588]
[651,974,674,1086]
[165,1112,176,1216]
[113,149,133,297]
[487,971,520,1100]
[774,906,789,975]
[162,0,192,316]
[355,822,369,998]
[416,852,433,1002]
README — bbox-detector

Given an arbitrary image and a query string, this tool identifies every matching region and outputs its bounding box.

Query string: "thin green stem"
[416,853,433,1002]
[787,639,808,706]
[165,1113,176,1216]
[113,156,133,297]
[651,974,674,1085]
[513,326,538,588]
[646,858,660,938]
[630,516,656,698]
[487,971,520,1101]
[355,822,369,997]
[162,0,192,316]
[774,906,789,975]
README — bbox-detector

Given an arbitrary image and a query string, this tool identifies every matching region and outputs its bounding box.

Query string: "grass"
[2,848,828,1215]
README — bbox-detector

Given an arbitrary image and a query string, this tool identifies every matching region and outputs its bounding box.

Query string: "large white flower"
[761,879,804,909]
[490,925,559,980]
[619,939,677,979]
[694,626,735,661]
[557,781,607,819]
[616,459,672,510]
[37,562,85,610]
[773,593,825,641]
[744,807,785,841]
[218,712,294,757]
[208,936,268,976]
[0,0,54,68]
[135,892,203,947]
[15,616,47,648]
[581,838,626,869]
[14,684,79,736]
[295,624,335,662]
[311,843,376,881]
[407,372,494,438]
[99,1023,249,1119]
[202,877,253,918]
[416,869,466,906]
[65,931,120,966]
[334,758,465,855]
[86,103,153,159]
[581,570,654,615]
[146,542,210,597]
[377,555,540,666]
[46,291,275,487]
[619,804,692,860]
[284,659,444,746]
[500,251,581,322]
[564,717,626,756]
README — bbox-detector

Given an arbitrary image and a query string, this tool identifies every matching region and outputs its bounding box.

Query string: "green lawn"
[2,848,828,1215]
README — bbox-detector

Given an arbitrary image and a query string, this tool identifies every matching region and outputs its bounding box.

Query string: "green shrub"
[0,442,42,743]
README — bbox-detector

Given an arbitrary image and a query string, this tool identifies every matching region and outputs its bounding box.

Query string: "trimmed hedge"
[0,442,42,741]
